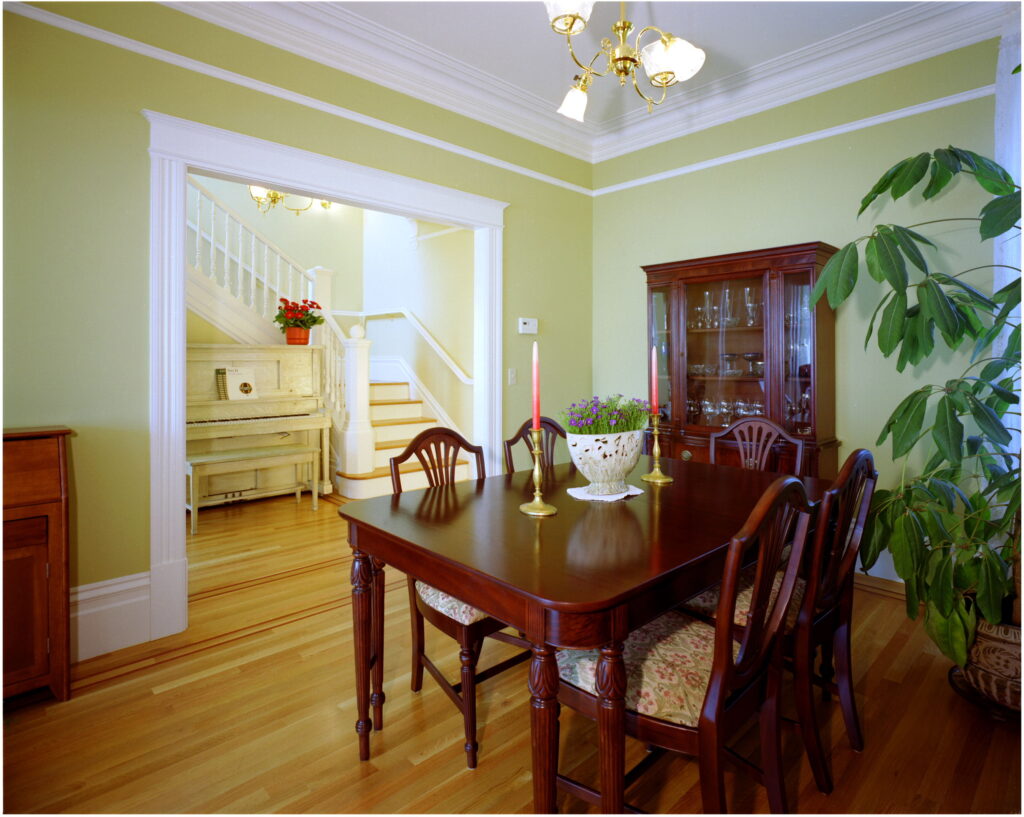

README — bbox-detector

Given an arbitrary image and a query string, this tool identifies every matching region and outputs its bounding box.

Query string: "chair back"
[503,416,566,475]
[390,427,486,494]
[709,417,805,476]
[703,476,812,715]
[801,449,877,618]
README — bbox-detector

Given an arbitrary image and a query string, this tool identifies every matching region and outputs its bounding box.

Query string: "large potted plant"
[811,146,1020,710]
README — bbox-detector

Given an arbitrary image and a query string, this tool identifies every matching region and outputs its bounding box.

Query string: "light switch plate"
[517,317,538,334]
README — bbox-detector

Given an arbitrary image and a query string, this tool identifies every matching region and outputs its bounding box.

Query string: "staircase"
[335,380,471,499]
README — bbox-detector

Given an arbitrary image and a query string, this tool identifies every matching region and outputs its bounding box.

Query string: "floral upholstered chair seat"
[682,562,806,632]
[556,611,740,728]
[415,581,490,625]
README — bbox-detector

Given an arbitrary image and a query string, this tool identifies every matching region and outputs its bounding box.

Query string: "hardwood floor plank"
[4,495,1019,813]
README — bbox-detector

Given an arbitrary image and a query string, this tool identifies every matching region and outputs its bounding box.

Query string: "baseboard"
[71,572,153,662]
[853,572,906,601]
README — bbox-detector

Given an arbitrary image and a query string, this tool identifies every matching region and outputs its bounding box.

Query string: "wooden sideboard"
[644,243,839,478]
[4,426,72,701]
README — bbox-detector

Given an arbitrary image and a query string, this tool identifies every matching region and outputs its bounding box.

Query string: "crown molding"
[590,2,1011,162]
[164,1,596,159]
[167,2,1010,164]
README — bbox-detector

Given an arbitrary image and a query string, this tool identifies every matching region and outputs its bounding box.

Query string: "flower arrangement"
[273,298,325,332]
[560,394,650,435]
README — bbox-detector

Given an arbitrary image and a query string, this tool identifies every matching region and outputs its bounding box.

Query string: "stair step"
[369,381,410,401]
[375,438,414,451]
[373,437,415,468]
[370,398,424,422]
[372,416,437,443]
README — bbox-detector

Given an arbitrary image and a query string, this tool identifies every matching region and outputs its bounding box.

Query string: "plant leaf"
[979,192,1021,240]
[967,394,1012,445]
[976,547,1008,623]
[877,291,908,356]
[934,148,961,174]
[919,278,961,339]
[891,153,931,200]
[930,553,955,617]
[889,225,930,273]
[932,273,997,310]
[868,228,908,291]
[892,390,929,457]
[932,395,964,466]
[859,159,910,215]
[922,160,954,199]
[958,149,1017,195]
[864,291,893,350]
[826,242,860,308]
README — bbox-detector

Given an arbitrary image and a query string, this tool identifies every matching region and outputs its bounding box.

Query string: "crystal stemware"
[742,352,763,376]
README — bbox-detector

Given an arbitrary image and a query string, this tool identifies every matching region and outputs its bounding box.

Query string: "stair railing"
[186,178,316,316]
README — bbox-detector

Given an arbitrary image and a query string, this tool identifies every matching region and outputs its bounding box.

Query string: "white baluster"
[235,218,243,297]
[209,200,216,281]
[276,255,282,304]
[262,243,269,317]
[249,230,256,309]
[193,186,202,271]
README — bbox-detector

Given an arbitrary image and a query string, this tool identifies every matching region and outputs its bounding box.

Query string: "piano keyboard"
[186,414,308,425]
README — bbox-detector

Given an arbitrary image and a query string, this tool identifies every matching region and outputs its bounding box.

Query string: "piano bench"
[186,444,319,534]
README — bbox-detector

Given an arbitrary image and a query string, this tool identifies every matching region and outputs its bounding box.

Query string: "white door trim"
[145,110,507,638]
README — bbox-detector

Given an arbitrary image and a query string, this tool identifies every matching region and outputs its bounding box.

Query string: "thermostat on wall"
[517,317,538,334]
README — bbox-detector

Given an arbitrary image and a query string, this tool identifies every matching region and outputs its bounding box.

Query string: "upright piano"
[186,344,332,514]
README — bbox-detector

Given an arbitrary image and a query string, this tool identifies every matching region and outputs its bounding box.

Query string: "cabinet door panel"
[3,513,50,686]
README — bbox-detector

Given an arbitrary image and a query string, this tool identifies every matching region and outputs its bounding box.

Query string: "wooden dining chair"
[502,416,566,474]
[682,449,877,795]
[555,476,813,813]
[789,448,876,793]
[389,427,530,769]
[709,417,805,477]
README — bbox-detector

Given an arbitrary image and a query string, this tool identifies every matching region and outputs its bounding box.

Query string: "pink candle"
[532,341,540,430]
[651,345,659,410]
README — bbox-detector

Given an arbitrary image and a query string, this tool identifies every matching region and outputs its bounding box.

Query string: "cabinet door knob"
[681,450,693,461]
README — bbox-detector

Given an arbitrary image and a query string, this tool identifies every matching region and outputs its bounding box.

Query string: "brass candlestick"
[520,427,557,516]
[642,413,674,484]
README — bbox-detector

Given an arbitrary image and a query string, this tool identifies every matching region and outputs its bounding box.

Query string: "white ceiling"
[171,1,1013,161]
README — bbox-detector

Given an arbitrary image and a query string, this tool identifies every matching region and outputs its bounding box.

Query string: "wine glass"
[745,286,761,327]
[742,352,763,376]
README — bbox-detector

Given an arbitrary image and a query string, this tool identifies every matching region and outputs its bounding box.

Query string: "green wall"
[4,6,592,586]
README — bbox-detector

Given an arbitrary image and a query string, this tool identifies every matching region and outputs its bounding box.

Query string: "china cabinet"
[644,242,839,478]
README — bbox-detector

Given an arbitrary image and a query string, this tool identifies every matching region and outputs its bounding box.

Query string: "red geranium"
[273,297,326,331]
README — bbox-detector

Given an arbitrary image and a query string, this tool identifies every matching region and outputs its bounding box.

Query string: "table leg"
[596,643,626,814]
[529,643,560,813]
[370,557,386,731]
[351,548,373,760]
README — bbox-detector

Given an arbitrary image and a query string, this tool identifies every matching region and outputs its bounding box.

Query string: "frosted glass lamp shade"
[249,185,269,199]
[557,85,588,122]
[544,0,594,35]
[641,36,705,86]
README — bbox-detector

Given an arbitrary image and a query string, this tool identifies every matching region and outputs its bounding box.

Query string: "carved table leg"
[351,548,373,760]
[370,557,386,731]
[596,643,626,814]
[529,643,560,813]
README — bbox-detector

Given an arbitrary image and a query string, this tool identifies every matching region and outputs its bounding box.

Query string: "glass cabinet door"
[782,273,814,436]
[649,286,673,422]
[683,277,766,428]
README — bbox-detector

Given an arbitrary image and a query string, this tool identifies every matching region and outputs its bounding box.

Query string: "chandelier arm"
[565,33,611,77]
[631,71,667,109]
[283,197,314,215]
[633,25,668,52]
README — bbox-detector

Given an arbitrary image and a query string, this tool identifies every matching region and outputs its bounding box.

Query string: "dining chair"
[709,417,805,476]
[389,426,530,769]
[555,476,813,813]
[502,416,566,474]
[682,449,877,795]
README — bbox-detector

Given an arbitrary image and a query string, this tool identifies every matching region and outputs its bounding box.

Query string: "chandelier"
[248,186,332,215]
[544,1,705,123]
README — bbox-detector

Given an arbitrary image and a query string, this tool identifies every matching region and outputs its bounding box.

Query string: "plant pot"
[566,429,644,496]
[285,327,310,345]
[956,619,1021,711]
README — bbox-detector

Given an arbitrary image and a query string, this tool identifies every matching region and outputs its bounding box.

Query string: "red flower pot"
[286,327,310,345]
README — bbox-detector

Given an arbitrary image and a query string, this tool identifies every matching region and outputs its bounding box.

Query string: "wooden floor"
[4,494,1020,813]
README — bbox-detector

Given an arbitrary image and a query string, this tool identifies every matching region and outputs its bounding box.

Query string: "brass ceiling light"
[545,1,706,123]
[248,186,332,215]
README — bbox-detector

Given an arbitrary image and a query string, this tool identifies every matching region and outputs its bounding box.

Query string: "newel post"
[340,324,376,474]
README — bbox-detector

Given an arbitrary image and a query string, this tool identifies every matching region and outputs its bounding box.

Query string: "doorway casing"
[146,111,507,639]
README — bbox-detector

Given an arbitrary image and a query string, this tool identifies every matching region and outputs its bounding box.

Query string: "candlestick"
[532,341,540,430]
[520,427,557,516]
[641,413,674,484]
[651,345,658,409]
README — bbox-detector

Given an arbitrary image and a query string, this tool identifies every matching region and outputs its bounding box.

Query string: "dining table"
[340,455,830,813]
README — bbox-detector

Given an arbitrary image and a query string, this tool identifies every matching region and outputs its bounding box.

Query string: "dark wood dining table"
[340,456,830,813]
